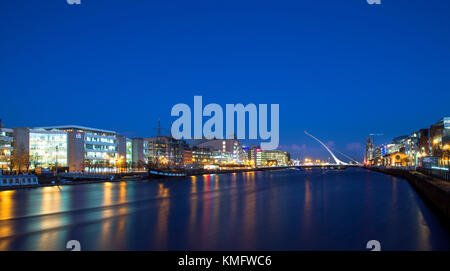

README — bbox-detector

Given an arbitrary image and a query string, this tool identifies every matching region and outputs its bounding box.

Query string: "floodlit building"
[38,125,120,172]
[247,146,290,166]
[13,127,68,171]
[429,117,450,168]
[146,136,188,168]
[196,139,245,164]
[184,146,214,167]
[262,150,290,166]
[367,117,449,168]
[0,127,14,172]
[365,137,374,165]
[126,138,132,165]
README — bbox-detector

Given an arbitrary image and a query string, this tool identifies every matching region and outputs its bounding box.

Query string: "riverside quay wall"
[366,167,450,221]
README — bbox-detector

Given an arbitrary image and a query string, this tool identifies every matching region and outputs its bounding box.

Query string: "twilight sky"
[1,0,449,161]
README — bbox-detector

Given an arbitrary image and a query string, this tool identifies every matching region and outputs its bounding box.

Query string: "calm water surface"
[0,168,449,250]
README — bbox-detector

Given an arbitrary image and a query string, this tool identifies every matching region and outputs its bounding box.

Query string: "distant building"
[262,150,290,166]
[183,149,193,166]
[131,137,146,167]
[247,146,289,166]
[0,127,14,171]
[183,146,214,167]
[126,138,132,165]
[429,117,450,168]
[146,136,188,168]
[365,137,374,165]
[368,117,449,168]
[196,139,245,163]
[417,128,430,157]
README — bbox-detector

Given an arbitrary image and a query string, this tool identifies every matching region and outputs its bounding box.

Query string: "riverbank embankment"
[365,166,450,221]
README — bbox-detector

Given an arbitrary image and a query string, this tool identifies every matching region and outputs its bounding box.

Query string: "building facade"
[39,126,119,172]
[0,127,13,172]
[13,127,68,171]
[196,139,245,164]
[248,146,290,166]
[366,117,449,168]
[145,136,188,168]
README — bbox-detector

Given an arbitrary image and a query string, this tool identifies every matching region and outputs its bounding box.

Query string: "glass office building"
[29,130,68,169]
[39,125,119,172]
[0,128,14,171]
[126,138,132,165]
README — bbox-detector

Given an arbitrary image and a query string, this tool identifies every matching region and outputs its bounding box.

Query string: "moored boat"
[148,170,187,178]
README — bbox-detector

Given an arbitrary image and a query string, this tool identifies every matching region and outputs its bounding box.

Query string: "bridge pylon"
[304,131,348,165]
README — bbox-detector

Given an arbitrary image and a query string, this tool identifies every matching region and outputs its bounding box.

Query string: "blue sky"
[1,0,449,161]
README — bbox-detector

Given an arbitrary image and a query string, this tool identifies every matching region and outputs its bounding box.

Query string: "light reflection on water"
[0,168,449,251]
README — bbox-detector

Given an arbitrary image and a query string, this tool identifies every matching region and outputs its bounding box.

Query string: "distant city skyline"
[1,0,449,160]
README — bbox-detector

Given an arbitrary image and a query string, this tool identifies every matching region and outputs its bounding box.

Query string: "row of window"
[85,144,116,151]
[85,136,115,144]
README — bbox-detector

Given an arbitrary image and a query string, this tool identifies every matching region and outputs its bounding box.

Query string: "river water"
[0,168,449,250]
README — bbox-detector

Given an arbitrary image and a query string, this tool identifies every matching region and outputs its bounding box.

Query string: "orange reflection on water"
[97,182,128,250]
[117,181,129,216]
[103,182,113,205]
[154,183,170,249]
[157,183,169,198]
[0,190,15,247]
[34,187,63,250]
[99,219,113,250]
[214,175,219,190]
[39,187,62,229]
[35,230,61,250]
[191,176,197,194]
[118,181,127,203]
[0,190,15,221]
[100,182,115,219]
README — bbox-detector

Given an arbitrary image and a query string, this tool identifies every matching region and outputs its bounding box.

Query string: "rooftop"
[36,125,116,134]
